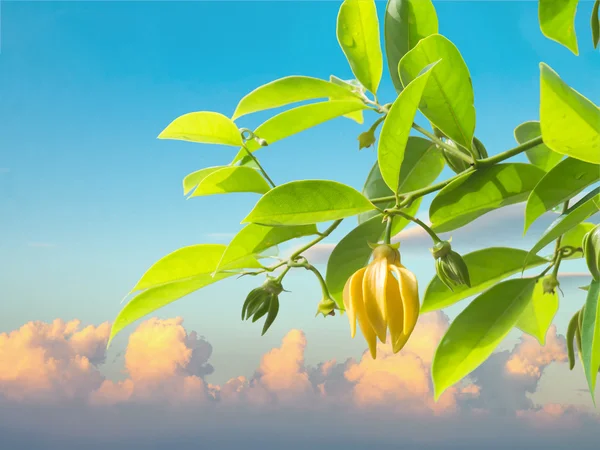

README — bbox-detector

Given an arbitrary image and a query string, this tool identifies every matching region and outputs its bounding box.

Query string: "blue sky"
[1,0,599,395]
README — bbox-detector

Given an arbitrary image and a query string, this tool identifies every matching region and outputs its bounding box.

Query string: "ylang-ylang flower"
[343,243,419,358]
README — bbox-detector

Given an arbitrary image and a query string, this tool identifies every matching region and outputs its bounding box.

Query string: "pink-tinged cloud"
[0,314,596,443]
[0,319,109,402]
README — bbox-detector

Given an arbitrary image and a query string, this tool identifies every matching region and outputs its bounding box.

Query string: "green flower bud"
[315,296,337,318]
[440,137,487,174]
[541,274,559,294]
[255,137,269,147]
[431,241,471,291]
[358,130,376,150]
[582,224,600,280]
[241,277,283,336]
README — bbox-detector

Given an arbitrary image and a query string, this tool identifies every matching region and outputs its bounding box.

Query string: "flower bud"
[440,137,487,174]
[255,137,269,147]
[358,130,376,150]
[241,277,283,336]
[583,224,600,280]
[431,241,471,291]
[315,296,337,317]
[541,274,559,294]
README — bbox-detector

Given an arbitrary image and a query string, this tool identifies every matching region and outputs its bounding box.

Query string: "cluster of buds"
[430,240,471,291]
[241,277,282,336]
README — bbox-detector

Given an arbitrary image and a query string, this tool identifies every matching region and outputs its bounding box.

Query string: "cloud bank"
[0,314,598,449]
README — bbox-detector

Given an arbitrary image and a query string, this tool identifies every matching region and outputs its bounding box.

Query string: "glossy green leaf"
[329,76,364,124]
[540,63,600,164]
[516,279,559,345]
[183,167,223,195]
[130,244,260,293]
[539,0,579,55]
[187,166,271,197]
[581,279,600,402]
[360,136,444,227]
[422,247,548,312]
[399,34,475,149]
[593,0,599,48]
[109,272,232,346]
[384,0,438,94]
[525,188,600,265]
[429,163,546,233]
[432,278,536,400]
[215,224,318,273]
[514,121,563,172]
[232,76,357,120]
[336,0,383,94]
[378,63,437,192]
[243,180,374,226]
[231,100,368,163]
[524,158,600,233]
[326,215,385,308]
[158,112,242,146]
[561,222,597,258]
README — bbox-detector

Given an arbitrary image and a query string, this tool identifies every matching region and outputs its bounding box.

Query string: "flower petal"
[349,269,377,358]
[393,265,420,336]
[363,258,388,342]
[343,268,366,338]
[385,271,404,347]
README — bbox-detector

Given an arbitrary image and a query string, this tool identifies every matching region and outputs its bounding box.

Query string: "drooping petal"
[343,268,366,338]
[363,258,389,342]
[349,269,378,358]
[393,264,420,337]
[385,271,404,347]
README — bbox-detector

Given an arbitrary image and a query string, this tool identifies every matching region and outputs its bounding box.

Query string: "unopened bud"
[241,277,283,335]
[583,224,600,280]
[541,274,559,294]
[358,130,376,150]
[255,137,269,147]
[315,297,337,318]
[431,241,471,291]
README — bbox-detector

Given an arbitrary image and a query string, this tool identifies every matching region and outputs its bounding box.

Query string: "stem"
[242,145,276,188]
[384,216,393,244]
[551,201,570,277]
[477,136,543,168]
[411,123,474,165]
[305,263,333,298]
[385,208,441,243]
[290,219,343,260]
[275,266,291,282]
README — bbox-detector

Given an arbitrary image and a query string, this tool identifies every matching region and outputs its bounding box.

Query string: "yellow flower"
[342,244,419,359]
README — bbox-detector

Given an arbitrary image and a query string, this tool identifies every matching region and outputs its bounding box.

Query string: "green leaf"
[360,136,444,227]
[514,121,563,172]
[109,272,232,346]
[593,0,599,48]
[525,188,600,266]
[183,167,223,196]
[581,279,600,403]
[538,0,579,55]
[242,180,374,226]
[336,0,383,94]
[231,100,368,163]
[326,215,386,308]
[432,278,537,400]
[329,76,365,124]
[399,34,475,149]
[422,247,548,312]
[232,76,357,120]
[540,63,600,164]
[378,62,437,192]
[187,166,271,197]
[384,0,438,94]
[524,157,600,233]
[215,224,318,273]
[561,222,597,258]
[429,163,546,233]
[516,279,559,345]
[130,244,260,293]
[158,112,242,147]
